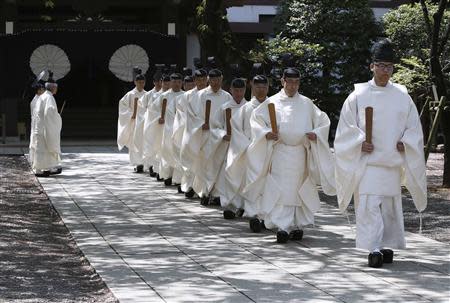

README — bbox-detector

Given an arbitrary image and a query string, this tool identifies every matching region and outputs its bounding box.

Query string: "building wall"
[226,5,277,23]
[226,0,409,32]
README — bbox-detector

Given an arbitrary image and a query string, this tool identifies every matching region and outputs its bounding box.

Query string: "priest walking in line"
[225,74,270,231]
[243,67,336,243]
[334,39,427,268]
[117,68,147,172]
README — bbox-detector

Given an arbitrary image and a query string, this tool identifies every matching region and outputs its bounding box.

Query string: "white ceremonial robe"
[156,89,185,180]
[173,87,200,191]
[225,97,265,216]
[205,98,247,208]
[117,87,147,166]
[183,86,233,197]
[143,88,164,169]
[334,79,427,251]
[30,90,62,171]
[136,87,159,169]
[243,90,335,232]
[29,93,41,165]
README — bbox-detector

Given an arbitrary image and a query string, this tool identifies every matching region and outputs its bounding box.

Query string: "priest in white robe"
[334,39,427,268]
[243,67,336,243]
[174,69,208,197]
[138,71,162,173]
[31,72,63,177]
[183,69,233,203]
[146,74,171,179]
[206,77,247,219]
[152,73,185,186]
[29,75,46,167]
[183,75,196,92]
[117,69,147,172]
[225,74,269,230]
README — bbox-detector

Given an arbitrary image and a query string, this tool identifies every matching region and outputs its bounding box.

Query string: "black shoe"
[249,218,262,233]
[223,210,236,220]
[35,170,51,177]
[277,231,289,244]
[289,230,304,241]
[156,174,163,181]
[380,249,394,263]
[236,208,244,218]
[177,185,184,193]
[368,252,384,268]
[164,178,172,186]
[149,166,156,177]
[50,167,62,175]
[211,197,220,206]
[134,165,144,173]
[200,196,209,206]
[261,220,267,230]
[185,188,195,198]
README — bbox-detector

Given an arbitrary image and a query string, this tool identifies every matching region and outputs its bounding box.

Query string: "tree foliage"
[384,1,450,186]
[383,3,450,66]
[248,36,325,103]
[392,56,432,95]
[273,0,380,98]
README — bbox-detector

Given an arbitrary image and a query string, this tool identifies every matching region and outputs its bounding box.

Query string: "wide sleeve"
[204,105,227,160]
[400,99,427,212]
[181,92,206,163]
[334,93,367,212]
[225,105,252,192]
[307,102,336,196]
[146,94,165,159]
[172,93,187,151]
[117,93,133,150]
[44,96,62,154]
[242,100,274,202]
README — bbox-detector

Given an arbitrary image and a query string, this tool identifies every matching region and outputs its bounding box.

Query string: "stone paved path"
[33,147,449,303]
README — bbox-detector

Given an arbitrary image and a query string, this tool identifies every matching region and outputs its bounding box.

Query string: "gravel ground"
[0,156,117,303]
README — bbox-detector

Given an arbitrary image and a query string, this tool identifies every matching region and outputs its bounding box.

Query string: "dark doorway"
[0,26,181,138]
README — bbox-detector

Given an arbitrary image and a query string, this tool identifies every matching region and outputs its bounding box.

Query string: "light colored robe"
[225,97,265,216]
[173,87,200,191]
[142,88,164,169]
[183,86,233,197]
[334,79,427,250]
[136,87,159,168]
[206,98,247,208]
[138,88,161,168]
[243,90,335,232]
[30,90,62,171]
[156,89,185,180]
[29,93,41,165]
[117,87,147,165]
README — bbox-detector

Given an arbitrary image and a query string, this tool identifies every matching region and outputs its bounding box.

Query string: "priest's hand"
[131,114,136,120]
[223,134,231,142]
[202,123,210,130]
[361,142,374,153]
[158,118,165,124]
[266,131,279,141]
[306,132,317,141]
[397,142,405,152]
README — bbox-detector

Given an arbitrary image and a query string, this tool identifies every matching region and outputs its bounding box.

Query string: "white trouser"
[355,194,406,251]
